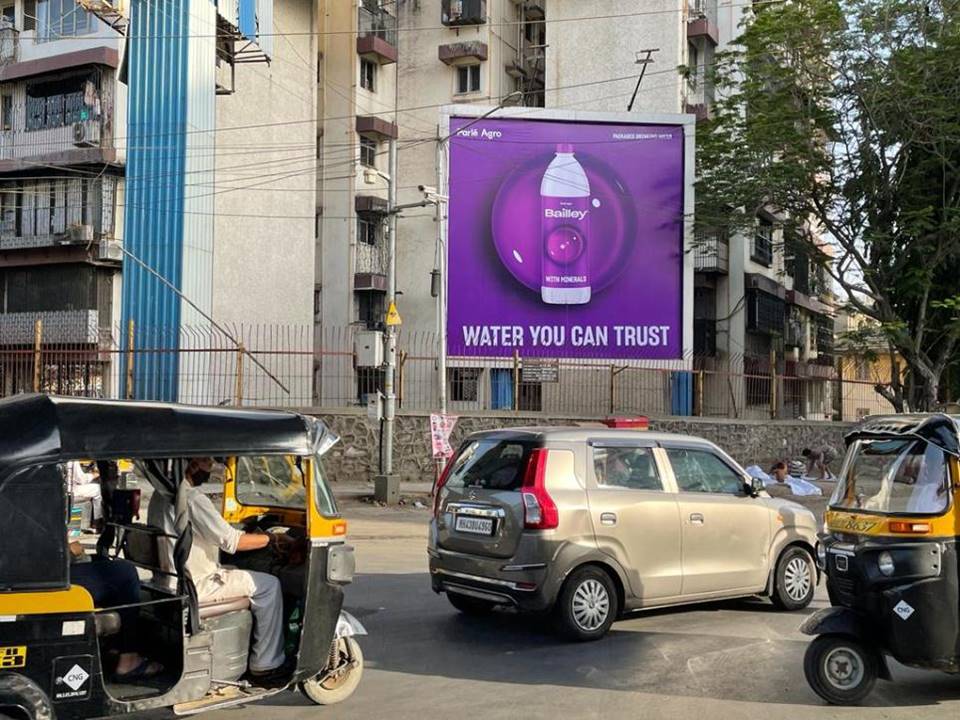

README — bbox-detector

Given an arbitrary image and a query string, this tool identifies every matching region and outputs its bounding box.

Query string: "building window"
[38,0,94,40]
[357,292,385,330]
[23,1,35,31]
[360,58,377,92]
[0,3,14,26]
[360,136,377,168]
[1,94,11,131]
[25,74,100,131]
[449,367,481,402]
[456,64,481,94]
[753,217,773,266]
[688,42,699,78]
[313,288,321,321]
[357,215,380,245]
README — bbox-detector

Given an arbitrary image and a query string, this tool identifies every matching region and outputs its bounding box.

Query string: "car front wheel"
[554,566,619,642]
[772,546,815,610]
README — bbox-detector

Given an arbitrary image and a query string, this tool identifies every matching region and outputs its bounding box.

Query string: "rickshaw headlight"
[878,551,895,577]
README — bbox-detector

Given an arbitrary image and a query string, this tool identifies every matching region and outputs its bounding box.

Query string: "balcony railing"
[693,229,728,273]
[0,310,100,345]
[0,118,104,161]
[687,0,718,27]
[358,5,397,47]
[442,0,487,26]
[355,240,388,277]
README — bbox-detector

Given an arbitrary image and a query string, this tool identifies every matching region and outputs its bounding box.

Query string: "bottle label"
[541,196,590,290]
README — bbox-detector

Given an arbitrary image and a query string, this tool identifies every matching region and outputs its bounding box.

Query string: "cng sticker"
[0,646,26,668]
[52,656,93,702]
[893,600,915,621]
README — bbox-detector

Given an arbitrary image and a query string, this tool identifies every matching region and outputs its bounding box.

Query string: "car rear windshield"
[830,439,951,515]
[445,438,535,492]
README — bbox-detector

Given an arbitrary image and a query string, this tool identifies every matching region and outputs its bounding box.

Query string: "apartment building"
[0,0,125,396]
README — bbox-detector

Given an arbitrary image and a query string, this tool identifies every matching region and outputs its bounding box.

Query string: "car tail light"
[521,449,559,530]
[432,458,455,517]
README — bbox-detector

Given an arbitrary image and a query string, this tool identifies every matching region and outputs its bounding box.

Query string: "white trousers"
[197,568,286,672]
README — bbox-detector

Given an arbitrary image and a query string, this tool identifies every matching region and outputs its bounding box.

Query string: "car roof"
[0,394,322,478]
[465,426,719,448]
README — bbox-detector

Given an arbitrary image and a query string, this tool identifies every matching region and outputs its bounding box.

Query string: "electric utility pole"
[627,48,659,112]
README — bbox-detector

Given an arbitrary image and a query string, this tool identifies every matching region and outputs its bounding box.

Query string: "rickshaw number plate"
[893,600,915,621]
[0,646,26,669]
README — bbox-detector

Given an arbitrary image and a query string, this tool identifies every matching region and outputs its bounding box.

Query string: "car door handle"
[689,513,704,525]
[600,512,617,526]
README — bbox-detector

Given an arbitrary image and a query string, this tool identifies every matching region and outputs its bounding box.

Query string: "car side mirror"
[744,477,762,497]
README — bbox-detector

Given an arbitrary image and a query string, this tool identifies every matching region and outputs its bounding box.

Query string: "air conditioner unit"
[73,121,100,148]
[97,240,123,262]
[67,224,94,243]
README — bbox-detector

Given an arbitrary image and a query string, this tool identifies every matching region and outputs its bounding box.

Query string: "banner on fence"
[446,112,686,360]
[430,413,458,459]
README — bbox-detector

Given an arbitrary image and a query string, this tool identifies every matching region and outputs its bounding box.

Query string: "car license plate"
[455,515,494,535]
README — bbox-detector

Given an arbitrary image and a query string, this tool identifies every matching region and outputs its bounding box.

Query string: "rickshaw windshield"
[830,439,951,516]
[236,455,307,510]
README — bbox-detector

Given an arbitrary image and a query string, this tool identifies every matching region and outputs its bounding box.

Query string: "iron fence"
[0,321,898,422]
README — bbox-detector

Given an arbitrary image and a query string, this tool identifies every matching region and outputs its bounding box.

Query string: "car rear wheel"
[772,546,815,610]
[554,566,619,642]
[447,592,497,615]
[803,634,878,705]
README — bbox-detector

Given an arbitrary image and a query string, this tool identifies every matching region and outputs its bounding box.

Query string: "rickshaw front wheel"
[804,634,878,705]
[300,637,364,705]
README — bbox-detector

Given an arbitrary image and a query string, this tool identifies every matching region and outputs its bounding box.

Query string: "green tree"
[696,0,960,410]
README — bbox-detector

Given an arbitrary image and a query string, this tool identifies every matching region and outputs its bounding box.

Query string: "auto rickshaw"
[801,414,960,705]
[0,395,364,719]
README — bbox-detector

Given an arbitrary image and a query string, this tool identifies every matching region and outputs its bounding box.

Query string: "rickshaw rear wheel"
[804,634,878,705]
[300,637,364,705]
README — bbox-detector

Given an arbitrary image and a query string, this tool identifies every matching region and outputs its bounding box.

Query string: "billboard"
[446,113,688,360]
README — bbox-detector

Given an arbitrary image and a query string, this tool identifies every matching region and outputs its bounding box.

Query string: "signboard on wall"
[446,113,686,360]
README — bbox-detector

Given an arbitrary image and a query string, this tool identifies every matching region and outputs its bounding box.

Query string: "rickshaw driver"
[149,457,293,684]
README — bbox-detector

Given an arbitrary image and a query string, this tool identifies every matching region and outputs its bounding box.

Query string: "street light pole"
[382,137,399,484]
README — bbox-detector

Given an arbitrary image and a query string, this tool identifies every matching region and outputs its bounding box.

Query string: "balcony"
[355,241,388,292]
[0,310,100,345]
[684,73,714,122]
[442,0,487,26]
[357,6,397,65]
[439,41,488,66]
[693,229,728,273]
[746,285,786,336]
[687,0,719,45]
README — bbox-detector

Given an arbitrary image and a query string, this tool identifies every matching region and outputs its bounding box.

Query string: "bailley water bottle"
[540,143,591,305]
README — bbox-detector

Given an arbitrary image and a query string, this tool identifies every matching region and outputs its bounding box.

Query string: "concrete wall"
[545,0,685,114]
[312,408,852,484]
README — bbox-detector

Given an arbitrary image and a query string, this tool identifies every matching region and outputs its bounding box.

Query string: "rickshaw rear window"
[830,439,951,515]
[0,466,68,590]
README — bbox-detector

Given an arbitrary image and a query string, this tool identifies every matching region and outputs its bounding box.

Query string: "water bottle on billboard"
[540,143,591,305]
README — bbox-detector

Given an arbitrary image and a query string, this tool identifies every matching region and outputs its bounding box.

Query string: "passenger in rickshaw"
[69,541,163,680]
[147,457,293,684]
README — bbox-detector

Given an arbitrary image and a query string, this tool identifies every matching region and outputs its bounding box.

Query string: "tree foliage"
[696,0,960,409]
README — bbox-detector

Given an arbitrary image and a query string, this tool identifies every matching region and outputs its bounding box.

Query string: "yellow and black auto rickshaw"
[801,414,960,705]
[0,395,364,719]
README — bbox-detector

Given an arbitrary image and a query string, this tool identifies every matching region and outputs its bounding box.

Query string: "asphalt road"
[212,504,960,720]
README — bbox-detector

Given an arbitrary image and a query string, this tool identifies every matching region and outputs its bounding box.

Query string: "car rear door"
[587,441,682,602]
[435,436,534,559]
[662,445,771,596]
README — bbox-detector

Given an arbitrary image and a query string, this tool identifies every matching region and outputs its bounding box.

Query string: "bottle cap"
[556,143,574,154]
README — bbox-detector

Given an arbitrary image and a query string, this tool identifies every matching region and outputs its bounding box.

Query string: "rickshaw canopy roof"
[845,413,960,457]
[0,394,324,478]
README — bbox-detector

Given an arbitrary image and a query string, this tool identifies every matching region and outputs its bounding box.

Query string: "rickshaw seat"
[198,596,251,620]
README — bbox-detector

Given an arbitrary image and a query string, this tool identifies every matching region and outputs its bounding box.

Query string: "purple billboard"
[447,115,685,360]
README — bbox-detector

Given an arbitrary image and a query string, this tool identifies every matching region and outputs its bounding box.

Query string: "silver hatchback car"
[428,428,819,640]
